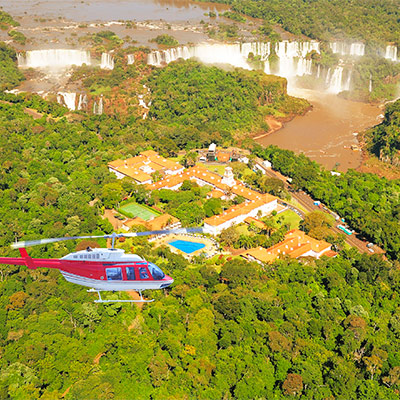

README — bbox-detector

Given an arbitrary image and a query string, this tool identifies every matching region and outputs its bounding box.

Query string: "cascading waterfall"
[93,96,104,115]
[100,53,114,70]
[127,54,135,64]
[77,94,88,110]
[58,92,76,110]
[385,45,398,62]
[274,40,319,77]
[18,49,91,68]
[330,42,365,57]
[325,66,351,94]
[147,41,318,79]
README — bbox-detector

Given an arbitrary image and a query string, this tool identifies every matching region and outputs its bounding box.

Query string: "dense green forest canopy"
[147,60,309,142]
[203,0,400,45]
[0,43,24,91]
[364,99,400,163]
[253,144,400,259]
[1,234,400,398]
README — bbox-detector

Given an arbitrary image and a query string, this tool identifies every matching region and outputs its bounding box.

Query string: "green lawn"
[119,202,160,221]
[204,164,226,176]
[273,209,302,230]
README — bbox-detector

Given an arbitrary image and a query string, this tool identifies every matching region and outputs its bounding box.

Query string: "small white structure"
[262,160,272,168]
[221,167,235,187]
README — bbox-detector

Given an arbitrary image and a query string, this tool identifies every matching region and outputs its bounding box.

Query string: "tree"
[300,211,332,240]
[282,373,303,396]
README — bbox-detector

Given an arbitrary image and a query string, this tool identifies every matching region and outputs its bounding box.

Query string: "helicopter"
[0,228,202,303]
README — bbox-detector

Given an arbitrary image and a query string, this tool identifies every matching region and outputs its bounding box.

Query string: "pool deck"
[152,234,219,258]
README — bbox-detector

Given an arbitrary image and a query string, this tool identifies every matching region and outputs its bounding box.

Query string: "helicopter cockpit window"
[139,267,149,280]
[126,267,135,280]
[148,262,165,280]
[106,267,122,281]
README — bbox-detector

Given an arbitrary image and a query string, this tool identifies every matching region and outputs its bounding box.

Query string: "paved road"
[260,164,384,255]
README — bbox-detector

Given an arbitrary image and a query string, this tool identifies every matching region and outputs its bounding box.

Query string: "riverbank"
[256,89,383,172]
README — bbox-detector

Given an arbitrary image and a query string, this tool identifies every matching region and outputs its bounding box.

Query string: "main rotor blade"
[11,228,204,249]
[11,235,105,249]
[122,227,204,237]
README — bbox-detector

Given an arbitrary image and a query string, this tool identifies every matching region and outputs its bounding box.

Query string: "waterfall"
[18,49,91,68]
[77,94,88,110]
[100,53,114,70]
[330,42,365,57]
[326,66,347,94]
[127,54,135,64]
[343,70,352,91]
[138,94,149,109]
[147,41,318,79]
[58,92,76,110]
[385,45,398,62]
[93,96,104,115]
[369,74,372,92]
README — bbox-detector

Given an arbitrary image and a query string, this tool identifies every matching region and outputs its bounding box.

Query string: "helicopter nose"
[160,275,174,288]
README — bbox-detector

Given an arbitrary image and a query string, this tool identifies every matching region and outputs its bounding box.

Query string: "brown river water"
[256,88,384,172]
[0,0,228,22]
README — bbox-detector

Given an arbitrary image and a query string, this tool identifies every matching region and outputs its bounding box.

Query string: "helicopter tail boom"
[0,248,37,269]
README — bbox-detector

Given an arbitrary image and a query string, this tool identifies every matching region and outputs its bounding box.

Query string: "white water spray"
[58,92,76,110]
[330,42,365,57]
[100,53,114,70]
[18,49,91,68]
[385,45,398,62]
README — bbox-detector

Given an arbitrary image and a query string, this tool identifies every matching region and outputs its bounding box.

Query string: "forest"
[0,43,24,91]
[201,0,400,45]
[363,99,400,164]
[146,60,309,141]
[1,226,400,399]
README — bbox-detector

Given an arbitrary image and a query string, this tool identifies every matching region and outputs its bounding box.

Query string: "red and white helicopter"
[0,228,202,303]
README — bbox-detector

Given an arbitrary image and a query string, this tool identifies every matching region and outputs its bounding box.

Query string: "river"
[0,0,228,22]
[256,88,383,172]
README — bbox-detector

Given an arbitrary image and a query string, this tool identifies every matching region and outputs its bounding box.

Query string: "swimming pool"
[168,240,206,254]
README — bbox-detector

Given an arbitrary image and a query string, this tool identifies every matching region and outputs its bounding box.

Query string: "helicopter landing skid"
[87,289,155,303]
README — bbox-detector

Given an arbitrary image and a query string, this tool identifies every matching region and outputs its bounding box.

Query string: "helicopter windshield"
[148,262,165,280]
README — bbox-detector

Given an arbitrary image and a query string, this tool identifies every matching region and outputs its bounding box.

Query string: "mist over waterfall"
[58,92,77,110]
[147,41,318,80]
[18,50,91,68]
[385,45,398,62]
[330,42,365,57]
[100,53,114,70]
[274,41,318,77]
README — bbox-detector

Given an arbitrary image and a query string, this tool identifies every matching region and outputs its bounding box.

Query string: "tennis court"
[119,202,160,221]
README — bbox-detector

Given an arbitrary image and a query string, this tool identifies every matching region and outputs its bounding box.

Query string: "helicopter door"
[125,266,136,280]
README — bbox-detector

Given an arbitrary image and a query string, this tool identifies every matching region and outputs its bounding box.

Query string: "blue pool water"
[168,240,206,254]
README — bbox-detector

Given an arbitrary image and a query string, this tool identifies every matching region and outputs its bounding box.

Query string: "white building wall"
[165,167,184,175]
[205,199,278,235]
[109,167,126,179]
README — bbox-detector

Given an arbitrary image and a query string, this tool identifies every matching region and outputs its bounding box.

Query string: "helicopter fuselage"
[0,247,173,292]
